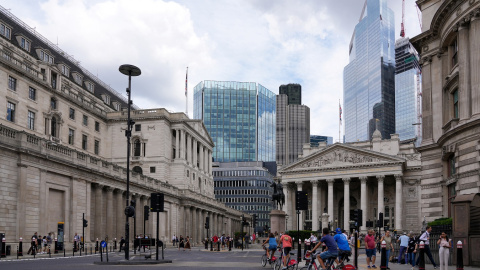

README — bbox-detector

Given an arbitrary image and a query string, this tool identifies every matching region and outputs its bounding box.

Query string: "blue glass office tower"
[344,0,396,142]
[193,81,276,162]
[395,37,421,144]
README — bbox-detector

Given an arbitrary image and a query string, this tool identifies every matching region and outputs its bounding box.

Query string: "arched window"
[134,139,141,156]
[51,117,57,137]
[132,166,143,174]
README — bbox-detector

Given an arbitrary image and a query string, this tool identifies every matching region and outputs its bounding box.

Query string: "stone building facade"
[0,7,244,245]
[278,132,422,233]
[411,0,480,222]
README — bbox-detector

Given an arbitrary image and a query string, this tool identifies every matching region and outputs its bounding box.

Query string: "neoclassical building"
[278,132,422,233]
[411,0,480,221]
[0,7,244,245]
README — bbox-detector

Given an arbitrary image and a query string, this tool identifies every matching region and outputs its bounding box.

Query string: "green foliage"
[285,230,317,240]
[428,217,452,226]
[234,232,247,239]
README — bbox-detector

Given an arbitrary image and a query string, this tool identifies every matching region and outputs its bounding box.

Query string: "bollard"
[17,246,18,260]
[95,238,98,253]
[380,240,387,269]
[1,238,6,258]
[63,248,65,257]
[456,241,463,270]
[54,238,58,254]
[18,237,23,257]
[210,239,213,251]
[418,241,425,270]
[114,239,117,251]
[204,239,208,250]
[229,240,232,251]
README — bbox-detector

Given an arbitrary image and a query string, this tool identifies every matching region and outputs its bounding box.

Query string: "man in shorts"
[364,229,377,268]
[279,231,293,269]
[310,228,338,270]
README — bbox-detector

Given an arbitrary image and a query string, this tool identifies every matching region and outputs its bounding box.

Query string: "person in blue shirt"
[309,227,338,270]
[262,233,277,261]
[333,228,351,264]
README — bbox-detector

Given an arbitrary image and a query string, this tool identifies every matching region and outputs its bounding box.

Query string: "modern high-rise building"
[276,84,310,168]
[310,135,334,146]
[394,37,422,144]
[344,0,396,142]
[193,81,276,162]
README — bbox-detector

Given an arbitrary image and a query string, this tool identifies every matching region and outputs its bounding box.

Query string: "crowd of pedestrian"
[26,232,53,255]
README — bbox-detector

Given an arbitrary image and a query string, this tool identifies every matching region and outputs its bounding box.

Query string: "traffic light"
[144,205,149,221]
[125,206,135,218]
[351,209,363,227]
[83,218,88,228]
[252,214,257,228]
[296,191,308,210]
[205,217,210,229]
[377,212,384,228]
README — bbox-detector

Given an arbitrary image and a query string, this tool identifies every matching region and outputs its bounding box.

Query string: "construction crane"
[400,0,405,37]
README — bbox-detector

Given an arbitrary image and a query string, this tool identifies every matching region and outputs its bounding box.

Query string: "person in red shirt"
[279,232,293,268]
[364,229,377,269]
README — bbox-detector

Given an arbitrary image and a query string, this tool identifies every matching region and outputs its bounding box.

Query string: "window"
[51,117,57,137]
[101,94,110,104]
[82,135,88,150]
[29,87,36,100]
[61,65,70,77]
[448,183,456,217]
[133,166,143,174]
[135,124,141,131]
[69,108,75,120]
[451,39,458,67]
[112,102,121,111]
[134,139,141,156]
[8,76,16,91]
[0,23,11,39]
[50,98,57,109]
[83,115,88,126]
[73,73,83,85]
[94,140,100,155]
[7,102,15,122]
[20,37,31,51]
[27,111,35,130]
[86,82,94,92]
[51,72,57,89]
[448,155,456,177]
[453,90,459,119]
[40,50,54,64]
[95,121,100,132]
[68,129,75,145]
[150,166,156,173]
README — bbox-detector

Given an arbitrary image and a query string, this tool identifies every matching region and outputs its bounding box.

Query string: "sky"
[1,0,421,141]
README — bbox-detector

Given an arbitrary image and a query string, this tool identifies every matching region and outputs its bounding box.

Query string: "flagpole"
[185,67,188,116]
[339,99,341,144]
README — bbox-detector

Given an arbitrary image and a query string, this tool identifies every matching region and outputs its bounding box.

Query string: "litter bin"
[6,245,11,256]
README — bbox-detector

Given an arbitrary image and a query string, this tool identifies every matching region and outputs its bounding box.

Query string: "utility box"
[452,193,480,266]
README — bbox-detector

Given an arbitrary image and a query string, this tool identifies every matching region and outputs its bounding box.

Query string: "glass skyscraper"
[395,37,421,144]
[193,81,276,162]
[344,0,396,142]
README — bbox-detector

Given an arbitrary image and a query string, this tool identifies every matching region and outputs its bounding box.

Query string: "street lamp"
[119,64,141,260]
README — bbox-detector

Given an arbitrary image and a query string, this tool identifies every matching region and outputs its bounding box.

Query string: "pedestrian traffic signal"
[295,191,308,210]
[125,205,135,218]
[377,212,383,228]
[144,205,149,221]
[252,214,257,228]
[352,209,363,227]
[205,217,210,229]
[83,218,88,228]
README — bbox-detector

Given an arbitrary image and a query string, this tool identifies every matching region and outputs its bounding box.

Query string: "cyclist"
[262,233,278,261]
[334,228,352,265]
[309,227,338,269]
[279,231,293,269]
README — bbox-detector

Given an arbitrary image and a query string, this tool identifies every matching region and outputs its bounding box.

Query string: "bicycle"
[300,250,356,270]
[273,248,298,270]
[262,245,279,268]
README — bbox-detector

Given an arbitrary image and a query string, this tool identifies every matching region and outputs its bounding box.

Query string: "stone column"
[186,133,191,163]
[295,181,303,230]
[199,145,204,172]
[174,129,179,159]
[16,163,28,239]
[343,178,351,229]
[311,180,319,231]
[115,189,124,239]
[94,184,104,240]
[193,139,198,167]
[106,187,114,239]
[208,151,212,174]
[395,175,403,231]
[458,19,472,121]
[204,148,208,172]
[377,175,385,219]
[180,130,186,159]
[191,206,196,242]
[470,11,480,116]
[282,184,291,229]
[327,179,334,224]
[360,177,368,232]
[197,209,202,243]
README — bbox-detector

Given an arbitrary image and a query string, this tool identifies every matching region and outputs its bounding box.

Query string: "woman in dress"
[437,232,452,270]
[185,236,191,250]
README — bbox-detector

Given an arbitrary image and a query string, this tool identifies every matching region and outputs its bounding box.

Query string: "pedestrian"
[178,235,184,250]
[407,232,417,267]
[364,229,377,269]
[46,233,52,253]
[37,235,42,254]
[415,226,438,268]
[380,230,394,269]
[437,232,451,270]
[42,236,47,254]
[185,236,191,250]
[28,232,37,255]
[119,236,125,251]
[397,231,409,264]
[74,232,80,252]
[172,234,176,247]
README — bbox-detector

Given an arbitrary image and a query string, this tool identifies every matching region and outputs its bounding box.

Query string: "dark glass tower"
[193,81,276,162]
[279,84,302,105]
[344,0,396,142]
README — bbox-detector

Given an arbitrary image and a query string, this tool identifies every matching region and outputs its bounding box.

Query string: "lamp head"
[119,64,141,76]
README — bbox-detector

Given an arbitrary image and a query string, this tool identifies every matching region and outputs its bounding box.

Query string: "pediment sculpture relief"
[298,149,382,168]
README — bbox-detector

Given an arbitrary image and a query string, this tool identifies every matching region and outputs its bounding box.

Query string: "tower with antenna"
[400,0,405,37]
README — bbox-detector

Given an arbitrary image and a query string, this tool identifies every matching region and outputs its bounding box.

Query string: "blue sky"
[1,0,421,141]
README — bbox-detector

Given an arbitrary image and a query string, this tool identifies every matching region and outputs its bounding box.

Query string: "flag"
[185,67,188,96]
[339,103,342,125]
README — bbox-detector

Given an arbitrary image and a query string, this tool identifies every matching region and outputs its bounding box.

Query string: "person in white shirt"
[397,232,409,264]
[415,226,438,268]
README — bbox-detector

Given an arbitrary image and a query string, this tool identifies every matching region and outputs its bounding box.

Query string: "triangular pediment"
[280,143,405,172]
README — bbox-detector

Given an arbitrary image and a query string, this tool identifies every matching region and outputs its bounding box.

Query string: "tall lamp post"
[119,64,141,260]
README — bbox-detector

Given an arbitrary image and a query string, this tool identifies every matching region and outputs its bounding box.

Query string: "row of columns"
[174,129,212,174]
[284,175,403,232]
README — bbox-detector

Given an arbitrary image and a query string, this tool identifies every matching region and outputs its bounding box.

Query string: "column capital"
[394,174,403,181]
[105,186,114,192]
[359,176,368,183]
[458,17,471,30]
[114,188,124,194]
[94,183,104,189]
[311,180,319,186]
[326,179,335,184]
[295,180,303,186]
[376,175,385,182]
[342,178,351,183]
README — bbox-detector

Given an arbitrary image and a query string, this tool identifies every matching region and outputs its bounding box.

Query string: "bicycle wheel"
[261,254,268,267]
